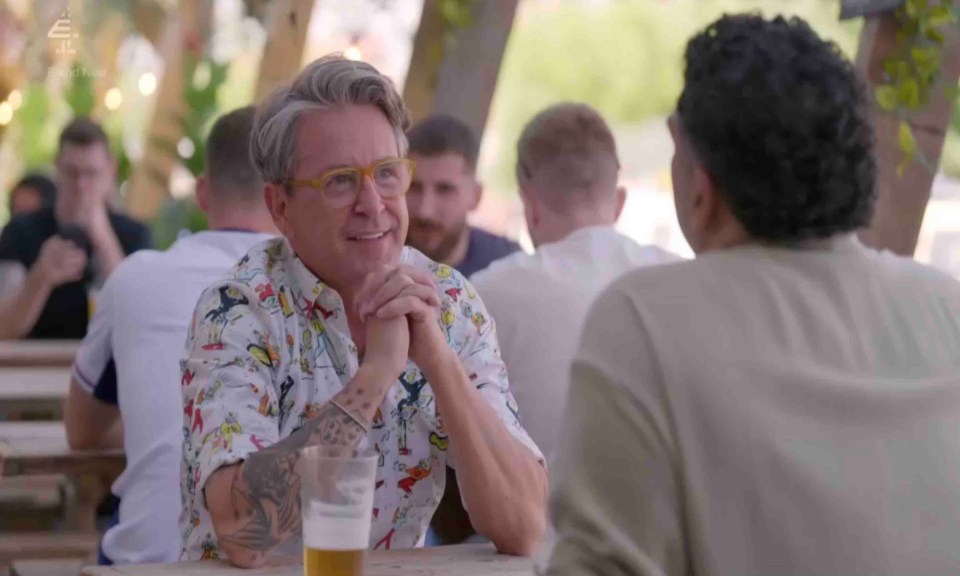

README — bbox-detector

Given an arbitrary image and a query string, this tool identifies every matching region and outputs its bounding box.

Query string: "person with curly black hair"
[544,14,960,576]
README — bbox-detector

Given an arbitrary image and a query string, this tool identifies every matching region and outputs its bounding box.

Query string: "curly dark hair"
[677,14,877,241]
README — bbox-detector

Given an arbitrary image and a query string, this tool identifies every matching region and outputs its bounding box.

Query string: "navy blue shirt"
[0,206,151,339]
[457,227,520,278]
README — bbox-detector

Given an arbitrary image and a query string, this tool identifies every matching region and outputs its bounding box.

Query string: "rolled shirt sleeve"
[440,268,544,466]
[180,280,284,504]
[72,274,118,405]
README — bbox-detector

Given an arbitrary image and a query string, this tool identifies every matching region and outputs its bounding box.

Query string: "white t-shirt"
[72,230,274,564]
[547,234,960,576]
[470,226,680,459]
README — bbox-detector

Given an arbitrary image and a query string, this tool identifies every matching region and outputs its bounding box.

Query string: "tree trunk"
[253,0,316,104]
[404,0,520,143]
[856,11,960,256]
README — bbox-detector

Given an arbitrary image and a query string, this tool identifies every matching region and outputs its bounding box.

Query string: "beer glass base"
[304,547,365,576]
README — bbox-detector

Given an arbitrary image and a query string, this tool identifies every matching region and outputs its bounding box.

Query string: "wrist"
[417,347,461,386]
[28,263,56,291]
[355,361,400,393]
[88,220,116,246]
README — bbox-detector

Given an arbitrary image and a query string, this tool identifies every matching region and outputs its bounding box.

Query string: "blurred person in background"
[546,14,960,576]
[63,106,277,565]
[472,102,679,462]
[0,118,151,339]
[405,115,520,278]
[8,172,56,217]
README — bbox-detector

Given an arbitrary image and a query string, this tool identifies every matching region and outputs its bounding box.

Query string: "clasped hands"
[352,265,454,380]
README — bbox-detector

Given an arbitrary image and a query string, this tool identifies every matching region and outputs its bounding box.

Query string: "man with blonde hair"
[472,103,678,461]
[180,55,546,567]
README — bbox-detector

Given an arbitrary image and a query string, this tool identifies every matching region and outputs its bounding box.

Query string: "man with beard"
[405,115,519,278]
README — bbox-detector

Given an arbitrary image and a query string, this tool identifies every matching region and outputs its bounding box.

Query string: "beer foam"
[303,513,371,550]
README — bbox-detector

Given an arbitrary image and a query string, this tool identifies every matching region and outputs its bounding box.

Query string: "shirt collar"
[281,239,334,315]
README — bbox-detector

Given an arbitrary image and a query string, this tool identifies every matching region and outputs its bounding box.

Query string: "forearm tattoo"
[215,382,382,561]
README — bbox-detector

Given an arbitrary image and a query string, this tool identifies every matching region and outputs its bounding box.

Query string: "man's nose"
[352,174,385,216]
[410,189,437,220]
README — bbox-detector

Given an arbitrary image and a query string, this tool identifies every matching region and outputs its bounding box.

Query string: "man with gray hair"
[472,103,679,461]
[179,55,547,567]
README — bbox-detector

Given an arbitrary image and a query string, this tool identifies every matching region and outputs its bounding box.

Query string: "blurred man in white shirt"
[546,15,960,576]
[471,103,678,460]
[63,107,276,564]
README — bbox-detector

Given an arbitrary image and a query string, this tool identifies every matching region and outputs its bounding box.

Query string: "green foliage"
[17,84,55,170]
[873,0,959,173]
[438,0,475,29]
[145,55,228,245]
[486,0,861,190]
[150,196,208,250]
[64,65,96,118]
[180,56,230,177]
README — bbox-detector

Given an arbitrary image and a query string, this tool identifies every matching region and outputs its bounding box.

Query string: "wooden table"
[0,368,71,419]
[81,544,534,576]
[12,558,87,576]
[0,341,80,368]
[0,422,124,530]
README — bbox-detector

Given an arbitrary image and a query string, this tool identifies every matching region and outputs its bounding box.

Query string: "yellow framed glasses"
[287,157,416,208]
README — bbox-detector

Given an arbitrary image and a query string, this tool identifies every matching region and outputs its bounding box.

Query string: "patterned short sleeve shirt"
[179,238,541,560]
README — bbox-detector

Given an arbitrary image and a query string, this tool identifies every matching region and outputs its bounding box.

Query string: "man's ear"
[691,165,719,235]
[469,179,483,211]
[264,182,292,238]
[195,174,209,212]
[521,184,540,228]
[614,185,627,221]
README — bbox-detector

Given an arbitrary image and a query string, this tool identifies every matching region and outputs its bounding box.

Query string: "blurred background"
[0,0,958,266]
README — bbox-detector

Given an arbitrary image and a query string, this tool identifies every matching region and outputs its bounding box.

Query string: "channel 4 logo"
[48,8,79,56]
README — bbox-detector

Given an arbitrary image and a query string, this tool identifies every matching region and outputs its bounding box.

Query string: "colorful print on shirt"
[179,238,541,560]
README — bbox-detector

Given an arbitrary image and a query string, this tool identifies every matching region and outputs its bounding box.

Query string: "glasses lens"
[373,160,411,197]
[323,169,361,206]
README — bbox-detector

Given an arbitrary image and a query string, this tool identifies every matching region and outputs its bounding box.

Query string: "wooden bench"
[0,342,79,368]
[0,476,69,531]
[10,559,85,576]
[0,422,124,531]
[0,369,71,420]
[0,533,97,575]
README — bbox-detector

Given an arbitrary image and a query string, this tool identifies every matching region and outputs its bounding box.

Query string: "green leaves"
[876,85,899,111]
[438,0,475,30]
[64,64,96,117]
[927,4,956,26]
[147,55,229,181]
[875,0,958,175]
[180,57,230,177]
[899,77,922,109]
[898,121,918,175]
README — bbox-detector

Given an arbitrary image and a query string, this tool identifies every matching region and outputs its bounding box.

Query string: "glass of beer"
[300,447,377,576]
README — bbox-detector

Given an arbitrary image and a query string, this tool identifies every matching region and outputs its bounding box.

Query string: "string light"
[105,87,123,111]
[138,72,157,96]
[344,45,362,61]
[177,137,195,159]
[7,90,22,110]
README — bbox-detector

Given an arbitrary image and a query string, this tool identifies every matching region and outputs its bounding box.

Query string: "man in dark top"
[405,115,519,278]
[0,118,151,339]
